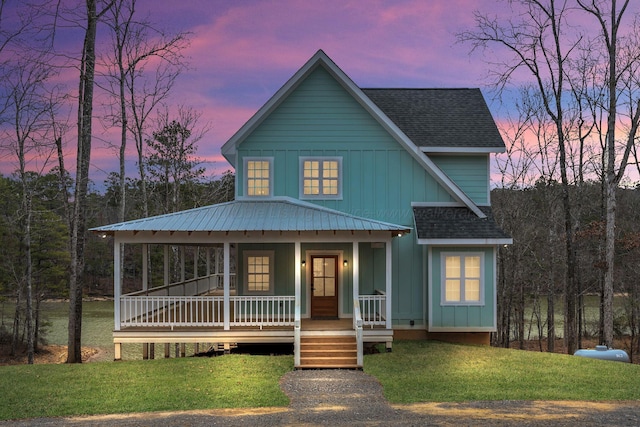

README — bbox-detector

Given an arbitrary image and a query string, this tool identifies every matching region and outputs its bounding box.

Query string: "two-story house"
[92,50,512,369]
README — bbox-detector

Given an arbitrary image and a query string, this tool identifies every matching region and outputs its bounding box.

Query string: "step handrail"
[353,299,363,367]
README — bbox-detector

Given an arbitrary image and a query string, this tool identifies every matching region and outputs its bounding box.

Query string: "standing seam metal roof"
[91,197,411,234]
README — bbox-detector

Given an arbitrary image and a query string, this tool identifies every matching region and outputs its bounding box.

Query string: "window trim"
[440,252,484,306]
[244,157,273,197]
[299,156,343,200]
[243,250,275,295]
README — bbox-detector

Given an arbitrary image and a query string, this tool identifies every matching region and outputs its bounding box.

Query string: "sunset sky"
[97,0,514,184]
[3,0,640,188]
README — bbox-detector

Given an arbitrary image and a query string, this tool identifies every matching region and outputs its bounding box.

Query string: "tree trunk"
[11,288,21,357]
[603,180,616,346]
[68,0,99,364]
[547,290,555,353]
[24,193,34,364]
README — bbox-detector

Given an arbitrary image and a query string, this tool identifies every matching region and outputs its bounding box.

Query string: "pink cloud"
[6,0,640,191]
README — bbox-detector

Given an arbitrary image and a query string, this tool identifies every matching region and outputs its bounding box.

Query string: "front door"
[311,255,338,318]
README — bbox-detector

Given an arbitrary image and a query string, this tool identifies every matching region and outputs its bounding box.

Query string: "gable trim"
[422,147,506,154]
[416,238,513,246]
[221,49,486,219]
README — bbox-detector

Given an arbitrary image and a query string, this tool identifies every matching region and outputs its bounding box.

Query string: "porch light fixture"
[301,260,306,267]
[343,259,348,267]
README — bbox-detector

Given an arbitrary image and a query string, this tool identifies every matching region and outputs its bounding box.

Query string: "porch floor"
[116,317,380,333]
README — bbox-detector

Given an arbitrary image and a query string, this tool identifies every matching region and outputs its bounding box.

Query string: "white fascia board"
[421,147,506,154]
[416,238,514,246]
[411,201,465,207]
[111,229,406,245]
[221,49,486,219]
[427,326,497,333]
[410,201,491,207]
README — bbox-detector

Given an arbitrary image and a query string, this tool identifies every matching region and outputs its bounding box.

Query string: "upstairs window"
[300,157,342,199]
[245,157,272,197]
[441,253,483,305]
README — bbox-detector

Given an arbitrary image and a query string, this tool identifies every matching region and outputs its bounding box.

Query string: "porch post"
[294,240,301,367]
[114,237,121,331]
[294,241,301,307]
[194,247,199,278]
[180,246,185,282]
[163,245,169,286]
[223,242,230,330]
[142,244,148,292]
[386,237,393,329]
[352,241,359,325]
[206,247,211,276]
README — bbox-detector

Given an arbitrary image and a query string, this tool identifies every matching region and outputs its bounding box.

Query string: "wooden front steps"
[298,335,360,369]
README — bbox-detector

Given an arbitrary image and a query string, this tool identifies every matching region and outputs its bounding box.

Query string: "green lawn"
[1,355,293,420]
[3,340,640,420]
[365,340,640,403]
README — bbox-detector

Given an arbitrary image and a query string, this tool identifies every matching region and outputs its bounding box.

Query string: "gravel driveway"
[2,369,640,426]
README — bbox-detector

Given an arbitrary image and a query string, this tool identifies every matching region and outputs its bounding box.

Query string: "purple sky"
[4,0,639,188]
[134,0,494,177]
[87,0,509,185]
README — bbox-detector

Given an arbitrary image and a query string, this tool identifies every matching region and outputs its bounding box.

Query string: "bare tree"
[146,106,208,214]
[0,1,60,364]
[99,0,188,222]
[576,0,640,348]
[459,0,582,353]
[67,0,114,364]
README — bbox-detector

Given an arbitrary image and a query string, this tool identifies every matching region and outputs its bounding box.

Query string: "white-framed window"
[244,251,274,294]
[441,253,484,305]
[245,157,273,197]
[299,157,342,199]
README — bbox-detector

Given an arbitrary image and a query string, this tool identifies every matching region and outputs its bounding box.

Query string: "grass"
[3,301,640,420]
[365,340,640,403]
[0,355,293,420]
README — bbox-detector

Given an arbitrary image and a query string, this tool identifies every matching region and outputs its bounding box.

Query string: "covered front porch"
[92,198,409,368]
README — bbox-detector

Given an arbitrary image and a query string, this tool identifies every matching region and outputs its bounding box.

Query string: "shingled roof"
[413,205,512,244]
[362,88,505,151]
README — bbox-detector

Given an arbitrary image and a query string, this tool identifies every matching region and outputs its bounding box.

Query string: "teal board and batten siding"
[428,247,496,330]
[430,155,489,205]
[235,66,484,326]
[236,243,296,296]
[235,65,456,215]
[237,242,355,317]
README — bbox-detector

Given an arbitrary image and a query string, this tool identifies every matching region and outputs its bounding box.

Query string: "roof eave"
[422,146,506,154]
[416,238,513,245]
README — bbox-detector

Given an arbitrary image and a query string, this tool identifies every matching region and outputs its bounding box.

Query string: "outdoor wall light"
[301,260,306,267]
[343,259,348,267]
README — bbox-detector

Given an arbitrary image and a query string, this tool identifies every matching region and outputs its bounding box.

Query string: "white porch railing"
[359,291,387,328]
[124,273,237,298]
[353,299,364,367]
[120,295,224,327]
[119,295,294,328]
[231,296,294,327]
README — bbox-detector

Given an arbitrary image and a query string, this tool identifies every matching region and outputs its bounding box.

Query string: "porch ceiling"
[91,197,411,236]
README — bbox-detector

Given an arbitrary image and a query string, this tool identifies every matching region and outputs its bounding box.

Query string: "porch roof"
[91,197,411,236]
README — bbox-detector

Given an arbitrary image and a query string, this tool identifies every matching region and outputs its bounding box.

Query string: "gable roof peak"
[220,50,487,219]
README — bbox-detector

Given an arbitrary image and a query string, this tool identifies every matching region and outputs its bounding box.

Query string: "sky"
[3,0,640,189]
[90,0,512,186]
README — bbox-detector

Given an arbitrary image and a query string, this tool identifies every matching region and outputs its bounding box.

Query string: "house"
[92,50,512,369]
